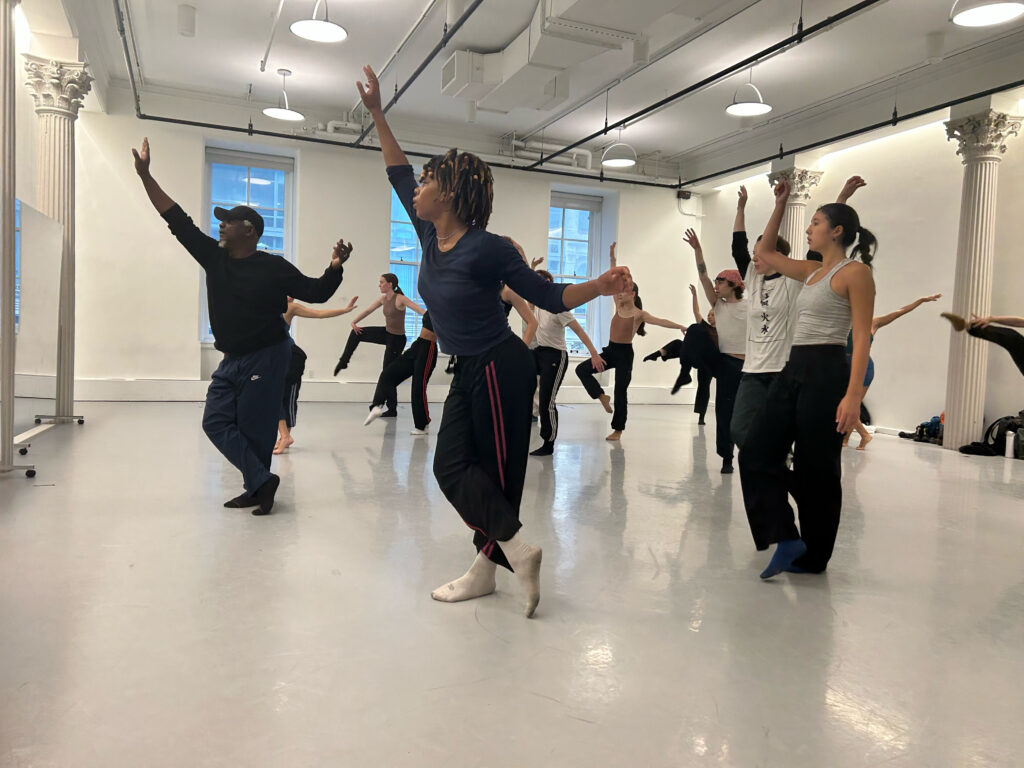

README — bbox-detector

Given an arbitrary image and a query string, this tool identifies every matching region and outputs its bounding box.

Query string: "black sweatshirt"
[162,204,343,354]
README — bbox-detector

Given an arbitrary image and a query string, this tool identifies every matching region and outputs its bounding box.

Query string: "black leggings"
[969,324,1024,376]
[338,327,407,410]
[372,337,438,430]
[433,335,536,571]
[534,346,569,443]
[712,355,744,461]
[658,337,713,416]
[576,341,634,431]
[738,345,849,572]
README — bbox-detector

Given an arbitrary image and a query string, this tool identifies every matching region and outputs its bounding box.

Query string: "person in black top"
[132,137,350,515]
[357,65,632,617]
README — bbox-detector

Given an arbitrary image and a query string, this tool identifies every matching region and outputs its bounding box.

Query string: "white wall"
[67,86,698,402]
[699,119,1024,432]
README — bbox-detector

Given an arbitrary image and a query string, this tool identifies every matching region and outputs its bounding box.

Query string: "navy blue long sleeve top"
[387,164,568,356]
[162,204,343,354]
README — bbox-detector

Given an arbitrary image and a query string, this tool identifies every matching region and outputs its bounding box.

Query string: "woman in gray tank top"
[738,179,877,579]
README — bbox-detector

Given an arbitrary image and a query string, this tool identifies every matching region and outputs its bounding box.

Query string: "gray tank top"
[791,259,854,347]
[382,295,406,335]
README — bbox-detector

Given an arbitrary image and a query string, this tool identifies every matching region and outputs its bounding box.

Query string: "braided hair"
[423,149,494,229]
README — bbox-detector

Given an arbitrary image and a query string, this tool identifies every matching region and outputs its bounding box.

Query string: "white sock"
[431,552,496,603]
[501,532,542,618]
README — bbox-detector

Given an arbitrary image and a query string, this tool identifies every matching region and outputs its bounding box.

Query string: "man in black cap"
[132,137,350,515]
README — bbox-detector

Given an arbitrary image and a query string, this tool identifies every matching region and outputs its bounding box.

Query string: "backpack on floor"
[914,416,943,444]
[983,411,1024,451]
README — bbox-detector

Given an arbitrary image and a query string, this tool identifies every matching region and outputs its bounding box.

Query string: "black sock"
[642,351,661,362]
[224,492,258,508]
[530,441,554,456]
[253,474,280,516]
[333,359,347,376]
[671,370,692,395]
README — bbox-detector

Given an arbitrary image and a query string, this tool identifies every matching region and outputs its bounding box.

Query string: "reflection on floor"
[2,401,1023,767]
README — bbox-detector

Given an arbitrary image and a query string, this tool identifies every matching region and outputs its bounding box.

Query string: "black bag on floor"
[860,402,872,426]
[983,411,1024,451]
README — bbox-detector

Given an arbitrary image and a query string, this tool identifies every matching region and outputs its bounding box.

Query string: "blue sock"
[760,539,807,580]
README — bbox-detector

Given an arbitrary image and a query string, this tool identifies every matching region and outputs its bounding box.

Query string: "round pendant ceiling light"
[726,81,772,117]
[291,0,348,42]
[601,142,637,168]
[949,1,1024,26]
[263,69,305,122]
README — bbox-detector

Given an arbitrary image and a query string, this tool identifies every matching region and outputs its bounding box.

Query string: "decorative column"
[1,0,18,469]
[766,167,823,258]
[942,110,1021,450]
[22,54,91,420]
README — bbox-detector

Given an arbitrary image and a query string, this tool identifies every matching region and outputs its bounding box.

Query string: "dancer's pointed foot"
[333,359,348,375]
[760,539,807,579]
[273,435,294,455]
[941,312,966,332]
[431,552,497,603]
[605,430,622,442]
[671,371,692,395]
[857,434,873,451]
[364,405,386,426]
[598,394,613,414]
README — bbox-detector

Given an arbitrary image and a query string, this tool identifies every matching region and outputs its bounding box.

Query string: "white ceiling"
[42,0,1024,184]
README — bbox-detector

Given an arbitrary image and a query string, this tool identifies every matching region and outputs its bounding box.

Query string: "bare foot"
[842,436,850,448]
[598,394,613,414]
[856,434,873,451]
[606,430,622,441]
[273,436,294,455]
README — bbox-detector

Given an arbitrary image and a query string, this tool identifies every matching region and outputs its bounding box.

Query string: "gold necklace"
[436,227,467,242]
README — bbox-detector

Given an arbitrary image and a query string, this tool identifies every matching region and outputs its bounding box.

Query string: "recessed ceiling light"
[263,68,305,122]
[291,0,347,42]
[950,0,1024,26]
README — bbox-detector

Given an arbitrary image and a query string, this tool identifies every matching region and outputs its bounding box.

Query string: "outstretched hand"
[132,137,151,176]
[773,179,790,204]
[970,313,991,329]
[595,265,632,296]
[530,256,544,269]
[332,238,353,270]
[683,228,701,252]
[837,175,867,203]
[345,296,359,311]
[689,283,697,296]
[737,185,748,208]
[921,293,942,303]
[356,65,382,112]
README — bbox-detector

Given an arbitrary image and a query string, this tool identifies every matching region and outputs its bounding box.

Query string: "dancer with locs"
[529,269,604,456]
[741,179,877,578]
[686,228,747,473]
[132,137,350,515]
[275,294,359,454]
[576,243,688,442]
[364,310,439,435]
[357,65,632,617]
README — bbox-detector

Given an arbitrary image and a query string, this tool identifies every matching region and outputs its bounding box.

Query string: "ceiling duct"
[442,0,679,112]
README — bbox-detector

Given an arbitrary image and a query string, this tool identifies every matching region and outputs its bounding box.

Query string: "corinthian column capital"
[766,167,823,202]
[945,110,1021,164]
[22,54,93,118]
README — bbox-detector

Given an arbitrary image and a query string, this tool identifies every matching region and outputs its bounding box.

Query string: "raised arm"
[639,310,687,332]
[684,229,717,306]
[733,185,747,232]
[872,293,941,333]
[132,137,175,214]
[757,181,819,282]
[836,175,866,204]
[971,313,1024,329]
[835,263,876,435]
[731,186,752,275]
[567,318,606,372]
[357,66,409,167]
[291,295,358,320]
[397,294,427,315]
[689,284,703,324]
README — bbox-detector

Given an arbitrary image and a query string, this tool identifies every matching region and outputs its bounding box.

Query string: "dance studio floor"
[2,401,1022,767]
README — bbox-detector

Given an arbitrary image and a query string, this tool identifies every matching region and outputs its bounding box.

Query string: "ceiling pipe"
[512,139,592,169]
[349,0,440,119]
[678,74,1024,188]
[527,0,889,170]
[517,0,761,143]
[353,0,485,145]
[113,0,142,116]
[259,0,288,73]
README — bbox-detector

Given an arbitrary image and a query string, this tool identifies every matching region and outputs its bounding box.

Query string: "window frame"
[388,168,425,343]
[200,148,295,344]
[548,192,603,356]
[13,198,20,334]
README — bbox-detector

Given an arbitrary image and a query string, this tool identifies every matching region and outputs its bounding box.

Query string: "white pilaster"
[22,54,91,419]
[766,166,823,257]
[1,0,17,468]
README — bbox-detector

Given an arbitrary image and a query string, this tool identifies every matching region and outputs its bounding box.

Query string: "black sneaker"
[721,459,734,474]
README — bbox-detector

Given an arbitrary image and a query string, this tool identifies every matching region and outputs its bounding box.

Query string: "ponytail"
[851,226,877,267]
[633,284,647,337]
[817,203,877,268]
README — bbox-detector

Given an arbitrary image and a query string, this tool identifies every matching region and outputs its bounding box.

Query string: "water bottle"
[1006,430,1017,458]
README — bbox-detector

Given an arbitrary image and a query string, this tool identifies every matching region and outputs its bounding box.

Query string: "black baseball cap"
[214,205,264,238]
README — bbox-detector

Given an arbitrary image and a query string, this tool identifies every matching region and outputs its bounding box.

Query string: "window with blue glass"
[548,193,601,356]
[201,149,294,343]
[389,176,425,341]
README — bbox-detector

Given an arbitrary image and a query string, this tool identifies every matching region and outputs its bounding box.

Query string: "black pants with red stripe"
[433,334,536,571]
[371,337,438,430]
[534,345,569,443]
